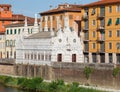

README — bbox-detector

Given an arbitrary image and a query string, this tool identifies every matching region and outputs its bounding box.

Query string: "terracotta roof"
[83,0,120,7]
[0,4,11,7]
[40,4,82,15]
[5,16,40,27]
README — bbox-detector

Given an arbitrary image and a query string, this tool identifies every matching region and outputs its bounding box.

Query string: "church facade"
[16,14,83,65]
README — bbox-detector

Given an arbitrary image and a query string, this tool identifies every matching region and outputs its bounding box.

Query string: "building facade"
[81,0,120,64]
[40,4,82,36]
[5,15,39,59]
[16,15,83,65]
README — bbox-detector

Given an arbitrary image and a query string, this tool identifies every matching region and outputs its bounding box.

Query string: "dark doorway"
[72,54,76,62]
[57,54,62,62]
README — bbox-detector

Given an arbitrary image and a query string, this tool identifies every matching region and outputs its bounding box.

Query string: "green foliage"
[48,79,65,92]
[0,76,105,92]
[112,67,120,78]
[84,67,93,80]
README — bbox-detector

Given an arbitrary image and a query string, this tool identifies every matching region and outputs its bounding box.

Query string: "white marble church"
[16,14,84,65]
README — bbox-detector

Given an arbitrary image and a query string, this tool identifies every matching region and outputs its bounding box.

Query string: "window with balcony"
[91,8,96,15]
[107,18,112,26]
[100,6,105,17]
[117,30,120,37]
[108,6,112,13]
[84,42,89,52]
[108,30,112,37]
[109,42,112,49]
[116,42,120,50]
[92,20,96,26]
[116,18,120,25]
[116,5,120,12]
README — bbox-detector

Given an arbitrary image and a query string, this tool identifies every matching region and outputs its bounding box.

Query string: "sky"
[0,0,97,17]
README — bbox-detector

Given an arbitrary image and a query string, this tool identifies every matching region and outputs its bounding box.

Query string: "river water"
[0,84,27,92]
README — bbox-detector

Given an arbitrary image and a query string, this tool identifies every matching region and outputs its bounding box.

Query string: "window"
[14,29,17,34]
[38,54,40,60]
[109,42,112,49]
[116,18,120,25]
[116,42,120,50]
[6,40,9,47]
[6,30,9,34]
[92,43,96,49]
[117,30,120,37]
[108,18,112,26]
[31,54,33,60]
[92,20,96,26]
[49,54,51,61]
[116,5,120,12]
[91,8,96,15]
[53,16,55,20]
[109,53,112,63]
[10,40,13,46]
[34,54,37,60]
[18,29,20,34]
[10,29,12,34]
[48,16,50,21]
[45,54,48,61]
[92,31,96,37]
[108,30,112,37]
[108,6,112,13]
[70,27,73,31]
[41,54,44,60]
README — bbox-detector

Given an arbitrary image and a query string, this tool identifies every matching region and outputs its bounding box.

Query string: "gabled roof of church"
[26,31,56,39]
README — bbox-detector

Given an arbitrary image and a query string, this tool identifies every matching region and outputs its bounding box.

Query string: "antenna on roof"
[49,5,52,9]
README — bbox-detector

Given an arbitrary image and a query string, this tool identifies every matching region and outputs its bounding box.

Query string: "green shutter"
[116,18,119,25]
[108,18,112,26]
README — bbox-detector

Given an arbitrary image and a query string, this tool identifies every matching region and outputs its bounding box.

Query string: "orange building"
[39,4,82,36]
[81,0,120,64]
[0,4,29,59]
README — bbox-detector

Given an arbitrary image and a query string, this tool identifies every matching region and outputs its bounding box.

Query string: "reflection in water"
[0,84,26,92]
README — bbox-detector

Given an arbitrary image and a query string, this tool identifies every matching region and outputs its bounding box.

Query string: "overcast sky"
[0,0,97,17]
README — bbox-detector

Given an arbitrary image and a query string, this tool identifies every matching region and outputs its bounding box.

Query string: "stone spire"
[40,17,43,32]
[33,14,39,34]
[24,17,28,37]
[44,16,48,31]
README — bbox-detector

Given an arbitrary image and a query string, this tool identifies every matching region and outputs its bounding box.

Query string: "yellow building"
[39,4,82,36]
[82,0,120,64]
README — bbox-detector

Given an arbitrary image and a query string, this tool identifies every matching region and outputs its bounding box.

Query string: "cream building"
[5,15,39,59]
[16,15,83,65]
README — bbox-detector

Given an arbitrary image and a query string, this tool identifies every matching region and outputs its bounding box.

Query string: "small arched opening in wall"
[72,54,76,62]
[57,54,62,62]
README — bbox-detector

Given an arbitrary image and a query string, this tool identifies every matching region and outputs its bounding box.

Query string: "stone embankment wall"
[0,62,120,90]
[0,64,15,75]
